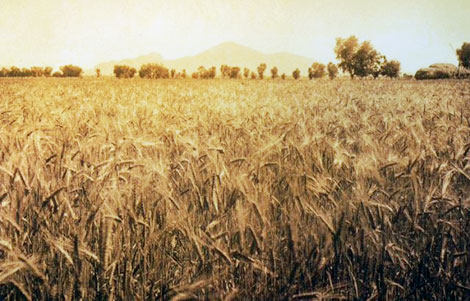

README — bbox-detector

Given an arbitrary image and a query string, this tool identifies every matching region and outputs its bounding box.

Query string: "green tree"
[281,73,286,80]
[139,64,169,79]
[230,66,240,79]
[334,36,359,78]
[257,63,267,79]
[381,60,401,78]
[352,41,381,77]
[270,66,278,79]
[220,65,231,78]
[197,66,216,79]
[60,65,83,77]
[21,68,32,77]
[44,66,53,77]
[170,69,176,78]
[243,68,250,79]
[308,62,326,79]
[0,68,8,77]
[31,67,44,77]
[114,65,136,78]
[327,62,338,79]
[457,42,470,68]
[292,68,300,80]
[8,66,21,77]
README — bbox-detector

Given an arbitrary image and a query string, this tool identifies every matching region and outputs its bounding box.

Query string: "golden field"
[0,77,469,300]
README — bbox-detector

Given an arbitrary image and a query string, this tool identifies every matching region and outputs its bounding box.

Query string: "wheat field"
[0,77,469,300]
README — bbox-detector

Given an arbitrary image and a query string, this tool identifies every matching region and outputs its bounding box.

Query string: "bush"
[257,63,267,79]
[271,66,278,79]
[415,68,452,80]
[308,63,326,79]
[197,66,216,79]
[220,65,231,78]
[60,65,83,77]
[8,66,21,77]
[243,68,250,79]
[292,68,300,80]
[44,67,53,77]
[230,67,240,79]
[327,62,338,79]
[139,64,169,79]
[52,71,63,77]
[381,60,401,78]
[114,65,136,78]
[31,67,44,77]
[0,67,8,77]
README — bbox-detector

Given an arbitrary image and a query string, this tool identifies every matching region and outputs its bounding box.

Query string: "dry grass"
[0,77,469,299]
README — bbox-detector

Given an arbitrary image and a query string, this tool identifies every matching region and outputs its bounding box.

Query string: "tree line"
[2,38,468,80]
[0,65,83,78]
[113,36,404,80]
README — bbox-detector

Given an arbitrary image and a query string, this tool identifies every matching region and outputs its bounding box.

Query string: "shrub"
[31,67,44,77]
[308,62,326,79]
[198,66,216,79]
[114,65,137,78]
[271,66,278,79]
[257,63,267,79]
[230,67,240,79]
[243,68,250,79]
[60,65,83,77]
[292,68,300,80]
[381,60,401,78]
[139,64,169,79]
[8,66,21,77]
[220,65,231,78]
[327,62,338,79]
[44,67,53,77]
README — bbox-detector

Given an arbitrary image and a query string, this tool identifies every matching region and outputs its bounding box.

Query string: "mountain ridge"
[93,42,315,76]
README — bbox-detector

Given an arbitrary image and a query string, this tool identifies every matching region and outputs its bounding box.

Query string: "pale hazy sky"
[1,0,469,72]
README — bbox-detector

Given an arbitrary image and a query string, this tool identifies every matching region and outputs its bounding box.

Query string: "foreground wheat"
[0,77,469,299]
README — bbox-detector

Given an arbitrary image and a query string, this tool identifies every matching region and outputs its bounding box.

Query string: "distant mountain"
[94,42,315,76]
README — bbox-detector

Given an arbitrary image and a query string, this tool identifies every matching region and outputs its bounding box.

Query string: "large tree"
[457,42,470,69]
[351,41,381,78]
[334,36,359,78]
[335,36,387,78]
